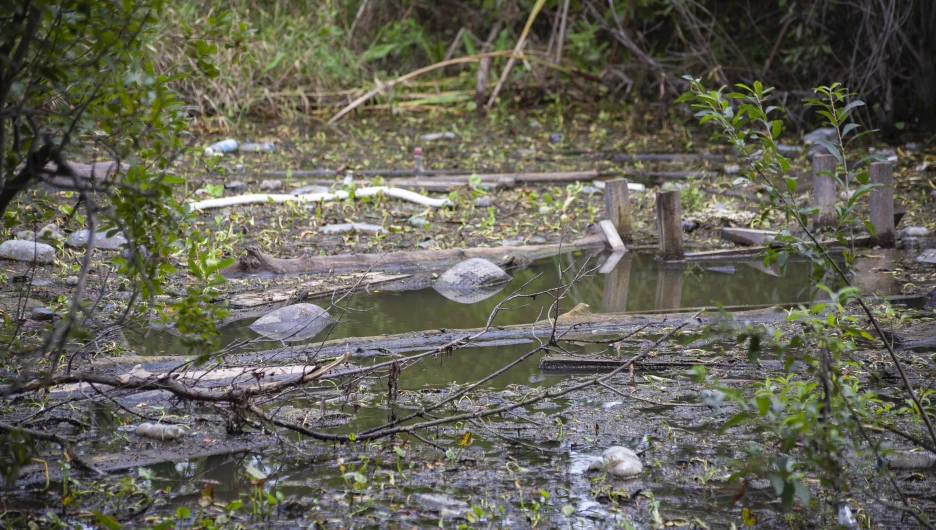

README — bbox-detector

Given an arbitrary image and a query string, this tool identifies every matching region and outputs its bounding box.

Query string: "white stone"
[0,240,56,264]
[259,179,283,191]
[587,446,643,477]
[65,229,128,250]
[37,224,65,241]
[899,227,930,237]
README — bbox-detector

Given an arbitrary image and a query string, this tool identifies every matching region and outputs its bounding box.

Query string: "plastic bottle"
[239,141,275,153]
[414,146,424,175]
[205,139,238,156]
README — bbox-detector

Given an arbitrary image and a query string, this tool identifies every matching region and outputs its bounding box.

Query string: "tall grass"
[151,1,367,121]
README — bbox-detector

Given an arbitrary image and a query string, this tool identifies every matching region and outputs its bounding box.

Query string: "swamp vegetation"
[1,1,936,529]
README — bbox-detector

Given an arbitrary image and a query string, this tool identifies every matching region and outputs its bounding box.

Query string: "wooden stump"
[812,153,837,229]
[869,161,895,248]
[656,190,684,261]
[604,178,632,241]
[476,58,491,111]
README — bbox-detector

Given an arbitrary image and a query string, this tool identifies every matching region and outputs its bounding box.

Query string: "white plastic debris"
[587,446,643,477]
[837,505,858,529]
[189,186,453,211]
[117,364,153,383]
[135,423,186,441]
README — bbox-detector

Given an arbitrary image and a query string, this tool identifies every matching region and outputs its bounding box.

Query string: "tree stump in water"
[656,190,684,261]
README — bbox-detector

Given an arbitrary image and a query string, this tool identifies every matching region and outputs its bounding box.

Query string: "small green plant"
[679,78,936,520]
[679,178,706,213]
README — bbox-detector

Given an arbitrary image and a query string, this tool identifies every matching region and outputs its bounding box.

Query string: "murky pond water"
[130,251,834,355]
[122,250,905,527]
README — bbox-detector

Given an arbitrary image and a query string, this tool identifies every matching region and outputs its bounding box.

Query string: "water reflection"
[129,252,880,356]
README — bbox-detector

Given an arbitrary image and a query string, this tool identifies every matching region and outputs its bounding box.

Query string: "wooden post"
[655,262,685,311]
[869,161,895,248]
[476,58,491,111]
[602,253,632,313]
[604,178,632,241]
[812,153,837,229]
[656,190,684,261]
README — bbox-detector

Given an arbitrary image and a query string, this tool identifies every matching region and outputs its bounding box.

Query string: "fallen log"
[262,169,598,185]
[92,305,793,375]
[14,435,274,487]
[685,235,872,261]
[539,354,786,373]
[221,234,605,277]
[607,153,728,162]
[227,271,410,309]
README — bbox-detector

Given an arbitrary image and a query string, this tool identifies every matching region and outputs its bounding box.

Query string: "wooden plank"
[598,220,626,252]
[720,228,779,246]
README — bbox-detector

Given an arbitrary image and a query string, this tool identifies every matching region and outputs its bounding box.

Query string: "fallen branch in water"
[0,421,105,478]
[221,234,605,276]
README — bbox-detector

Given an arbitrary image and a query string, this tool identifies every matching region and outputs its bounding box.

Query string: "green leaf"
[94,512,122,530]
[245,465,267,481]
[864,220,877,238]
[784,176,797,193]
[719,412,752,433]
[756,395,771,416]
[793,479,810,505]
[261,52,286,75]
[814,140,842,163]
[362,43,397,62]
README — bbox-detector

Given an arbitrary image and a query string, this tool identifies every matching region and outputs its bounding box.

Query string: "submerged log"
[96,305,797,375]
[221,234,605,277]
[15,436,274,487]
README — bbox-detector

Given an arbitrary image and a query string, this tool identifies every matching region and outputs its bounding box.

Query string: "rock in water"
[432,258,511,304]
[587,446,643,477]
[66,229,127,250]
[249,303,334,342]
[0,240,56,264]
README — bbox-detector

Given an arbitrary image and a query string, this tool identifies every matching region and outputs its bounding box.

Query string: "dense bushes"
[155,0,936,132]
